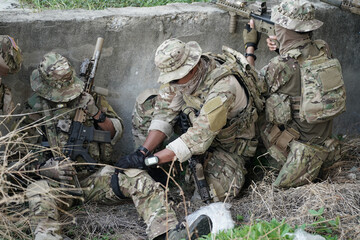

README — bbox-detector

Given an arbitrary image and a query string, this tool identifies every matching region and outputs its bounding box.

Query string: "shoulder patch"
[203,96,227,132]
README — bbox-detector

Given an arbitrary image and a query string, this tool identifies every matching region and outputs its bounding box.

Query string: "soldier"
[0,35,22,115]
[112,37,261,239]
[243,0,345,188]
[23,52,124,239]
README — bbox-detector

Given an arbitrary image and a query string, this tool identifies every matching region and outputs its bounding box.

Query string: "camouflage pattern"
[259,32,343,188]
[23,92,123,167]
[25,91,124,239]
[155,56,257,157]
[30,52,84,103]
[204,148,247,200]
[271,0,323,32]
[26,180,62,240]
[84,166,178,239]
[147,50,259,200]
[298,40,346,123]
[0,83,14,115]
[155,38,202,84]
[28,165,178,240]
[265,93,292,125]
[273,140,329,188]
[131,88,159,148]
[0,35,22,74]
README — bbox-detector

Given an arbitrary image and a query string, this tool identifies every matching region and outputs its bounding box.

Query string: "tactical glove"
[115,150,148,171]
[39,157,76,182]
[243,23,260,50]
[77,92,99,117]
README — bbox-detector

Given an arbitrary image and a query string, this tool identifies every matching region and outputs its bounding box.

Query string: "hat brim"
[157,41,202,84]
[30,69,84,103]
[271,7,323,32]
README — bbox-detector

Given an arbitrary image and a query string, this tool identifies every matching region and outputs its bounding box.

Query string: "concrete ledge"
[1,2,359,154]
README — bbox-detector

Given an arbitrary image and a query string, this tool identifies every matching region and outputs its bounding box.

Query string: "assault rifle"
[320,0,360,15]
[63,37,111,169]
[215,0,277,43]
[179,110,217,203]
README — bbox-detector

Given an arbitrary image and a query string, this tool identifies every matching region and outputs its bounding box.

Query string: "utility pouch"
[265,93,292,125]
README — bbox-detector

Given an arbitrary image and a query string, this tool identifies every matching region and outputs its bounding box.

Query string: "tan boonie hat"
[0,35,23,75]
[271,0,323,32]
[154,38,202,84]
[30,52,84,103]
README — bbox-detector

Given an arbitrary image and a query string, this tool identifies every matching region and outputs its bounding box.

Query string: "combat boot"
[155,214,212,240]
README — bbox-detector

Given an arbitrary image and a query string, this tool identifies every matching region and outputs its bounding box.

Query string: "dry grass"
[1,108,359,239]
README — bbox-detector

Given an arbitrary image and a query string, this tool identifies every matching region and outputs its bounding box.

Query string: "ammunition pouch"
[265,93,292,125]
[263,124,300,165]
[216,106,258,157]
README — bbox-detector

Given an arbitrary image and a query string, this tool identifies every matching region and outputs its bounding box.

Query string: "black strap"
[137,145,150,157]
[110,171,126,199]
[245,53,257,61]
[93,111,106,123]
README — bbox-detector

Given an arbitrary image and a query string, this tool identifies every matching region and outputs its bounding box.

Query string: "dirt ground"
[62,138,360,240]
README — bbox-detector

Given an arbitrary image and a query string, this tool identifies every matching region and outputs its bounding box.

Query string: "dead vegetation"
[1,113,359,239]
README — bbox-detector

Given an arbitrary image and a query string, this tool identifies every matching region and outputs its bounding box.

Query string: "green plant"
[306,207,340,240]
[199,209,341,240]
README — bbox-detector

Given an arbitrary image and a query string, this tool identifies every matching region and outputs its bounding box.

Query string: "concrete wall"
[0,2,359,154]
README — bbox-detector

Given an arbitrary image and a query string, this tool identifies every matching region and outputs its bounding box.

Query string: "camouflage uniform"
[0,35,22,115]
[133,39,259,204]
[258,0,344,188]
[24,52,125,240]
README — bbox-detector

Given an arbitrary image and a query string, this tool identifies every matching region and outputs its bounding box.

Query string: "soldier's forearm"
[154,148,176,165]
[142,130,167,153]
[93,111,116,138]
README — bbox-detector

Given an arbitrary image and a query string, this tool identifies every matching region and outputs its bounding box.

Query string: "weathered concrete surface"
[0,2,359,154]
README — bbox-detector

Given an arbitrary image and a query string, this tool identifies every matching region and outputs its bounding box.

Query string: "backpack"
[297,40,346,123]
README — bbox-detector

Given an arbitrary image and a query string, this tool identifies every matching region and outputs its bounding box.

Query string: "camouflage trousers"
[26,166,178,240]
[269,140,330,188]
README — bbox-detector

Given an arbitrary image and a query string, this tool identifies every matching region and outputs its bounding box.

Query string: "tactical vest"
[182,46,264,157]
[27,93,115,167]
[266,40,346,125]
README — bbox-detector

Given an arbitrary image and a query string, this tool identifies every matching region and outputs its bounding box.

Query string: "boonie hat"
[30,52,84,102]
[0,35,22,75]
[271,0,323,32]
[155,38,202,84]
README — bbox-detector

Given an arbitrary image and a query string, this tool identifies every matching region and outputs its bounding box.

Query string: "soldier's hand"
[115,150,148,171]
[39,157,76,182]
[77,92,99,117]
[243,19,259,50]
[266,36,278,52]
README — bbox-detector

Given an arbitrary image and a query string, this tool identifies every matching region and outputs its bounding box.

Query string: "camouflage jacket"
[0,82,14,115]
[150,56,257,162]
[259,39,333,144]
[16,93,123,171]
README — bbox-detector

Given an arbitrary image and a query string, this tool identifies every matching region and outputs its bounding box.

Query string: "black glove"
[115,150,148,171]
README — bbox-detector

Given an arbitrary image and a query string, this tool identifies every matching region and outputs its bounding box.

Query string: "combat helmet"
[154,38,202,84]
[271,0,323,32]
[0,35,22,75]
[30,52,84,103]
